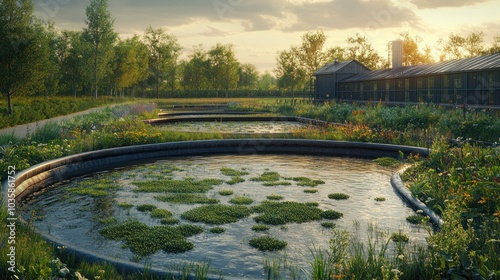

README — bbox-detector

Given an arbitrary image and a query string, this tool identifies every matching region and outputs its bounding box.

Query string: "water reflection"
[21,155,427,279]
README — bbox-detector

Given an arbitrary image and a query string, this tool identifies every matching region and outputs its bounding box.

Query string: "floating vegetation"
[321,222,335,228]
[181,205,251,225]
[117,202,134,209]
[374,157,400,167]
[133,178,223,193]
[155,194,219,204]
[328,193,350,200]
[220,167,249,177]
[229,196,254,205]
[97,216,118,225]
[226,176,245,185]
[252,201,323,225]
[262,181,292,187]
[136,204,157,212]
[177,224,204,237]
[150,209,173,219]
[69,178,120,197]
[99,220,199,256]
[303,189,318,194]
[391,232,409,242]
[218,189,234,196]
[374,197,386,202]
[266,194,284,200]
[251,224,270,232]
[320,210,343,220]
[209,227,226,234]
[292,177,325,187]
[249,236,287,252]
[305,202,319,207]
[250,171,281,182]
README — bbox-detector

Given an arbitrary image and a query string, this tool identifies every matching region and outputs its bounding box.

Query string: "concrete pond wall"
[2,139,438,279]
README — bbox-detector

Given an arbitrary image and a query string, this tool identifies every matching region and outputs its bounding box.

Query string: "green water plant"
[218,189,234,196]
[136,204,157,212]
[391,232,410,243]
[304,189,318,194]
[181,205,251,225]
[249,236,287,252]
[251,224,270,232]
[133,178,223,193]
[209,227,226,234]
[220,167,249,177]
[155,194,219,204]
[150,209,173,219]
[328,193,350,200]
[321,210,343,220]
[321,222,335,229]
[99,220,199,256]
[292,177,325,187]
[226,176,245,185]
[229,196,254,205]
[252,201,323,225]
[374,197,386,202]
[266,194,284,200]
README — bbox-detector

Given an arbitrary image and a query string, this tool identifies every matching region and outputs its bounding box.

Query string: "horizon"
[34,0,500,73]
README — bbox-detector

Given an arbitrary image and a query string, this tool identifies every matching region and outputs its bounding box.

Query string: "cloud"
[283,0,420,32]
[409,0,494,9]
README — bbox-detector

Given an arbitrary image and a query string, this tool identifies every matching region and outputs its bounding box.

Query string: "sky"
[34,0,500,73]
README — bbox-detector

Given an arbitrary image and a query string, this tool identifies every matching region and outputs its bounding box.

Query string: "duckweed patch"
[226,176,245,185]
[209,227,225,234]
[181,205,251,225]
[320,210,343,220]
[150,209,173,219]
[292,177,325,187]
[249,236,287,252]
[133,178,223,193]
[266,194,284,200]
[321,222,335,228]
[99,220,199,256]
[136,204,157,212]
[252,201,323,225]
[374,197,386,202]
[220,167,249,177]
[69,178,120,197]
[155,194,219,204]
[251,224,270,232]
[117,202,134,209]
[161,218,180,225]
[262,181,292,187]
[328,193,350,200]
[250,171,281,182]
[218,189,234,196]
[229,196,254,205]
[304,189,318,194]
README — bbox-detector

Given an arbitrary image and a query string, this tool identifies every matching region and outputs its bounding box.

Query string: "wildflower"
[478,197,487,205]
[398,254,405,260]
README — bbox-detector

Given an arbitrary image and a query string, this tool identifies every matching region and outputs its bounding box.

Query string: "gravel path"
[0,106,110,139]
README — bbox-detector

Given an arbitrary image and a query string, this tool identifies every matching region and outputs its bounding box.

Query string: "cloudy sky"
[34,0,500,73]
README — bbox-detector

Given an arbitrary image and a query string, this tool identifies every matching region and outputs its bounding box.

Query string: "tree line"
[1,0,499,114]
[0,0,276,115]
[275,30,500,94]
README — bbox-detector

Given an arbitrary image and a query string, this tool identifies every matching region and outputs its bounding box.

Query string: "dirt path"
[0,106,110,139]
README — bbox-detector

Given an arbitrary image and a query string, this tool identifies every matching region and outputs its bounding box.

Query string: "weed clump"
[249,236,287,252]
[328,193,350,200]
[252,201,323,225]
[181,205,251,225]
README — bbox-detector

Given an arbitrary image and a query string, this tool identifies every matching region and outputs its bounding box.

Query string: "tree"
[345,34,382,69]
[257,71,276,91]
[274,49,306,97]
[61,31,86,97]
[399,32,434,66]
[112,36,149,96]
[82,0,117,98]
[207,43,240,96]
[238,63,259,90]
[489,35,500,54]
[144,26,181,98]
[297,30,328,78]
[181,45,210,92]
[0,0,50,114]
[326,46,348,63]
[439,31,486,60]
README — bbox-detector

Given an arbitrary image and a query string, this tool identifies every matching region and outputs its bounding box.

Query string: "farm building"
[314,52,500,108]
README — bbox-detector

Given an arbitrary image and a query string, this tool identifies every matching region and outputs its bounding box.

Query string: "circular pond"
[21,154,427,279]
[159,120,306,134]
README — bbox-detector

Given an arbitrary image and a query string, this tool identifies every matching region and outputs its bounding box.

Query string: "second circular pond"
[21,154,427,279]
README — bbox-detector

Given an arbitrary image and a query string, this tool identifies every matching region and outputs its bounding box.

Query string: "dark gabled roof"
[314,59,370,75]
[341,52,500,82]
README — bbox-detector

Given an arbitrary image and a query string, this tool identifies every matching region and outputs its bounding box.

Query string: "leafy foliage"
[249,236,287,252]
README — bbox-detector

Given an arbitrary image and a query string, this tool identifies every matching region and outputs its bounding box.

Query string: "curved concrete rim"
[2,139,436,279]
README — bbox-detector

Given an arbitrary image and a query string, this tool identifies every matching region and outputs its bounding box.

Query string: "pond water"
[159,121,306,133]
[21,155,427,279]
